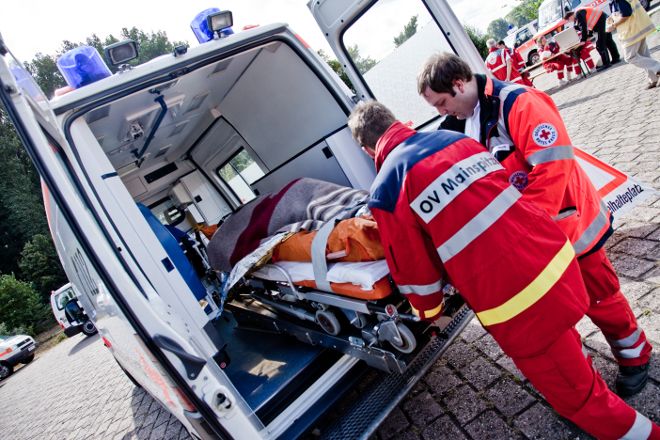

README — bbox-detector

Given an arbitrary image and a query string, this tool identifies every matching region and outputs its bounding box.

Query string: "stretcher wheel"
[388,323,416,354]
[316,310,341,335]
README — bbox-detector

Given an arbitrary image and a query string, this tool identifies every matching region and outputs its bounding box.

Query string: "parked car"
[50,283,98,337]
[0,334,36,380]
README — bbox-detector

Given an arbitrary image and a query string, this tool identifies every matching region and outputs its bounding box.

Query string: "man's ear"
[454,79,465,94]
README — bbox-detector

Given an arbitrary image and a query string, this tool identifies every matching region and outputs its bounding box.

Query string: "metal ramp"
[318,305,474,440]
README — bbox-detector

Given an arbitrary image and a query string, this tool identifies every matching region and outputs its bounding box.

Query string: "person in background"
[497,40,534,87]
[565,7,620,70]
[485,38,525,85]
[607,0,660,89]
[536,35,580,86]
[418,52,653,399]
[348,99,659,440]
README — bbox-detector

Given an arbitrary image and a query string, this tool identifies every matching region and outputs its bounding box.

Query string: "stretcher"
[208,179,465,373]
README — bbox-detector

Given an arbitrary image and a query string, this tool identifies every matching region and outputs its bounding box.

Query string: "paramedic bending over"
[347,100,659,440]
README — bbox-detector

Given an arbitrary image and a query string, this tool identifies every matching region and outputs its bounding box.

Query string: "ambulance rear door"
[0,37,261,440]
[308,0,486,129]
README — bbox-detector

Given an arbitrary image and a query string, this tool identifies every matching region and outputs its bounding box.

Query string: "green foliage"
[0,109,49,277]
[317,49,354,91]
[18,234,67,303]
[487,18,512,41]
[394,15,419,48]
[464,26,489,59]
[0,274,50,335]
[506,0,544,27]
[347,45,377,74]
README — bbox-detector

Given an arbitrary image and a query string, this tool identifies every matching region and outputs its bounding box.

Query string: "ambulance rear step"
[316,303,474,440]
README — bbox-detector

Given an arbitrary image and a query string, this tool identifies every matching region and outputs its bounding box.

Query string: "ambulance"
[534,0,610,45]
[0,0,651,438]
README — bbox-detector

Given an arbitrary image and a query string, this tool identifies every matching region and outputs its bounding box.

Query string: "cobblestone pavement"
[1,12,659,440]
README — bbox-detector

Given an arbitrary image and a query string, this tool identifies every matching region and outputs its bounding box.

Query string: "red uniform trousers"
[514,328,659,439]
[544,54,581,80]
[576,42,596,70]
[579,247,652,367]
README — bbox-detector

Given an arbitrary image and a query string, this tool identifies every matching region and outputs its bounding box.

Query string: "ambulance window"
[56,288,76,310]
[150,198,185,226]
[217,148,265,204]
[342,0,453,127]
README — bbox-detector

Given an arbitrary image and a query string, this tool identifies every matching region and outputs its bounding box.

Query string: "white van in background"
[0,0,484,438]
[50,283,98,337]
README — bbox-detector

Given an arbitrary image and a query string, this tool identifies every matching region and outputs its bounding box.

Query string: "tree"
[0,274,50,335]
[347,45,377,74]
[0,109,49,277]
[487,18,512,42]
[18,234,67,303]
[506,0,544,27]
[464,26,489,59]
[394,15,418,48]
[317,49,353,91]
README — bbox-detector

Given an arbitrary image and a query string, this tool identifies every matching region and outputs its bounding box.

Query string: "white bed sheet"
[252,260,390,290]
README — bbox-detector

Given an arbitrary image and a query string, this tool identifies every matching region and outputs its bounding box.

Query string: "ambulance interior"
[62,37,459,424]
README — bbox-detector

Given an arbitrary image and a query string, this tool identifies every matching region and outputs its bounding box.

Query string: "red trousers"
[513,328,659,439]
[544,54,581,79]
[579,248,652,367]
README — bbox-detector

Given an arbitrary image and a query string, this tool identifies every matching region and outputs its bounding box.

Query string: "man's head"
[563,11,576,23]
[536,35,547,47]
[347,100,396,155]
[417,52,478,120]
[486,38,498,50]
[497,40,507,49]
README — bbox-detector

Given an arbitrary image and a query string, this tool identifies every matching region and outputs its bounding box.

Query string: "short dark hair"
[417,52,473,97]
[564,11,575,20]
[497,40,506,46]
[347,100,396,149]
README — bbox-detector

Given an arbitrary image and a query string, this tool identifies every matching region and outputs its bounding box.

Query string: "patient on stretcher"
[206,177,391,300]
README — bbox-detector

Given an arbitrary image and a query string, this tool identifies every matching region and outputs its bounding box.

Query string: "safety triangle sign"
[575,148,656,223]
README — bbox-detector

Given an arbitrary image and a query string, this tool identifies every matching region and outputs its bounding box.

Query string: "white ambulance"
[50,282,98,337]
[0,1,484,438]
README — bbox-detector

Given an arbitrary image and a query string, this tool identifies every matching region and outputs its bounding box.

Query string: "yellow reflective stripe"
[477,240,574,326]
[410,302,444,319]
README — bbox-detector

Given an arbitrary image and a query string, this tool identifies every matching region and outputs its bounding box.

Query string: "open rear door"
[308,0,486,129]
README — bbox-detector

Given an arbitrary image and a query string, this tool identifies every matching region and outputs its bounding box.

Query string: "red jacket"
[370,122,589,357]
[485,48,524,84]
[441,75,612,257]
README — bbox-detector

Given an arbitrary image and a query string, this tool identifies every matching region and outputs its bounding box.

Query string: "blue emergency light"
[191,8,234,43]
[57,46,111,89]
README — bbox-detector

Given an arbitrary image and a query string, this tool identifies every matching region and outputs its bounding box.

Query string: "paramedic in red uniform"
[418,52,652,396]
[536,35,581,86]
[347,100,658,440]
[485,39,525,85]
[497,40,534,87]
[565,7,620,70]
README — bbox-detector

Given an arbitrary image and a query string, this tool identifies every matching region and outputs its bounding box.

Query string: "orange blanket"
[272,216,384,263]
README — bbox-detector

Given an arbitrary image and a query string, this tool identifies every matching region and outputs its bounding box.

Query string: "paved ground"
[1,12,659,440]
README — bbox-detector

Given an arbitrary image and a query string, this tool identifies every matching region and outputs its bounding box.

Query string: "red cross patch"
[532,123,558,147]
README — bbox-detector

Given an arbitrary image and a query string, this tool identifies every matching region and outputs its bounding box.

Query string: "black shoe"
[596,64,611,72]
[616,363,650,397]
[611,58,622,65]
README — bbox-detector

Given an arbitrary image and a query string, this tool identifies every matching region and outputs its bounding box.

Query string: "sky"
[0,0,513,63]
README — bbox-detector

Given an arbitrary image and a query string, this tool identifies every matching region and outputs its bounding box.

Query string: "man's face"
[421,80,475,120]
[497,43,506,50]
